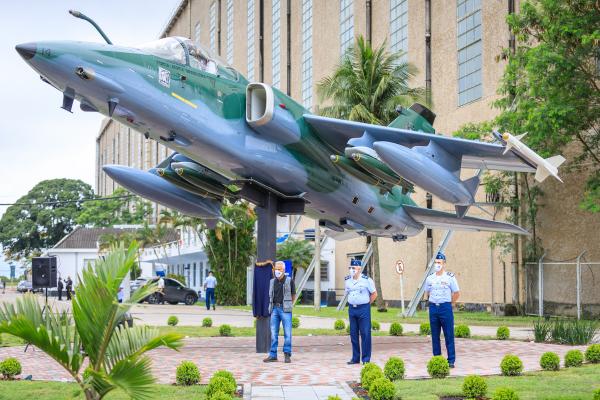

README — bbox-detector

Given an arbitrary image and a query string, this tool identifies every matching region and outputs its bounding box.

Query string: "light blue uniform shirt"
[205,276,217,289]
[345,274,376,305]
[425,271,459,304]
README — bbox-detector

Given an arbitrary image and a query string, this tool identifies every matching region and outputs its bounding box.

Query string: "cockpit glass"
[136,37,239,81]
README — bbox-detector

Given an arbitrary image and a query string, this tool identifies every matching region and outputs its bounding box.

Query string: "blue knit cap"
[435,252,446,261]
[350,259,362,267]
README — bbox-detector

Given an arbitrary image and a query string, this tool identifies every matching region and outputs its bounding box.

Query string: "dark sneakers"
[347,360,360,365]
[284,353,291,363]
[263,356,277,363]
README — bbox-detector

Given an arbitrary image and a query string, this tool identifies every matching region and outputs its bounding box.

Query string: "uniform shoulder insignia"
[446,272,455,277]
[344,275,350,280]
[428,272,435,276]
[361,273,368,279]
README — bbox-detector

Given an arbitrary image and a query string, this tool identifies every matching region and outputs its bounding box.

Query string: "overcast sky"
[0,1,181,274]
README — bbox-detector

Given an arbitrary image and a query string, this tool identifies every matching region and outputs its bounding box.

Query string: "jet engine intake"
[245,82,301,144]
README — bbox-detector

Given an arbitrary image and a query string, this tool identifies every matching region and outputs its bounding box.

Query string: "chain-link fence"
[525,252,600,319]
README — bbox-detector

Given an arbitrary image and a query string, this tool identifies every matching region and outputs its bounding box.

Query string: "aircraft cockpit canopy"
[137,37,239,81]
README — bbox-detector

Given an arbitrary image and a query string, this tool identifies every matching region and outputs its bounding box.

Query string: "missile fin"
[534,166,551,182]
[455,205,469,218]
[515,133,527,140]
[463,175,480,198]
[546,155,566,168]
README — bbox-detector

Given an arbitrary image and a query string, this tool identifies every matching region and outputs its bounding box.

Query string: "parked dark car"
[16,280,41,293]
[141,278,198,305]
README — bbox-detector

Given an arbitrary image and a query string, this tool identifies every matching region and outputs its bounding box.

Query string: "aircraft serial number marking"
[171,92,198,109]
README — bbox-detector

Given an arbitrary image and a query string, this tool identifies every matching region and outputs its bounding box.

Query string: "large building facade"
[96,0,600,311]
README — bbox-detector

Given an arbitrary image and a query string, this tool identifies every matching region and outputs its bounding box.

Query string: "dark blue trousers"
[429,302,455,364]
[348,303,372,363]
[205,288,215,310]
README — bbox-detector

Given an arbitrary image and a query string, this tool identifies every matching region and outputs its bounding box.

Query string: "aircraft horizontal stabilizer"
[404,205,529,235]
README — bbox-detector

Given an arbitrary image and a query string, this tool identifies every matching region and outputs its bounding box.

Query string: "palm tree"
[276,238,315,278]
[0,243,182,399]
[317,35,426,311]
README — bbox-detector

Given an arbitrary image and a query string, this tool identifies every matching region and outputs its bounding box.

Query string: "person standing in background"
[57,278,63,301]
[65,276,73,300]
[204,271,217,310]
[157,275,165,304]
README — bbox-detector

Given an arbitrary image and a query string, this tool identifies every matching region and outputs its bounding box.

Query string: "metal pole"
[400,274,405,316]
[538,252,546,317]
[293,236,328,306]
[576,251,586,320]
[314,220,321,310]
[489,245,494,309]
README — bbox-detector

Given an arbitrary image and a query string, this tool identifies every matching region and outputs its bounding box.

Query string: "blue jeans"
[429,302,455,364]
[205,288,215,310]
[269,306,292,357]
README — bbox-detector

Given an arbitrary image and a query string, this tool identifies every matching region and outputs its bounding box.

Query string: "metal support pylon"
[293,235,329,306]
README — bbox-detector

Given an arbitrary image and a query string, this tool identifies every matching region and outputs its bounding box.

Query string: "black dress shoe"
[347,360,360,365]
[449,363,455,368]
[263,356,278,362]
[284,353,291,363]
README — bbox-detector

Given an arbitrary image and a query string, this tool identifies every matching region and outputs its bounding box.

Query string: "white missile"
[502,132,565,183]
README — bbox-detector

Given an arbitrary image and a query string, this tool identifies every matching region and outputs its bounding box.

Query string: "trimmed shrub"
[206,376,236,397]
[427,355,450,379]
[209,393,233,400]
[212,370,236,388]
[593,388,600,400]
[540,352,560,371]
[564,349,584,367]
[500,354,523,376]
[334,320,346,330]
[167,315,179,326]
[327,396,342,400]
[585,344,600,363]
[0,357,21,379]
[346,324,351,335]
[368,377,396,400]
[360,363,384,391]
[462,375,487,399]
[371,320,380,331]
[455,324,471,338]
[383,357,405,381]
[492,387,519,400]
[219,324,233,337]
[389,322,403,336]
[175,361,200,386]
[292,316,300,328]
[202,317,213,327]
[420,322,431,335]
[496,326,510,340]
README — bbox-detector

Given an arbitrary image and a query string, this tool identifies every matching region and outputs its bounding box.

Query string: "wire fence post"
[538,252,547,317]
[575,251,586,320]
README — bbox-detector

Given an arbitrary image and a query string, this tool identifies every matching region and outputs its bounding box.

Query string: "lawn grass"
[224,305,541,327]
[0,381,207,400]
[393,363,600,400]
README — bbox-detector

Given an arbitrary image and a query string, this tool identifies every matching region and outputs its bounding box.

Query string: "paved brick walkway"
[0,336,586,385]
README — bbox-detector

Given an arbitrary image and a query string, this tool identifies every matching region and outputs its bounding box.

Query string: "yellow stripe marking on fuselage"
[171,92,198,109]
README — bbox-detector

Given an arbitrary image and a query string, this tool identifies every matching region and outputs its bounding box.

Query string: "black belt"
[273,303,283,307]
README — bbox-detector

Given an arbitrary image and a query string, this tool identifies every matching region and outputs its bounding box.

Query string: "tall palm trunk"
[371,236,387,311]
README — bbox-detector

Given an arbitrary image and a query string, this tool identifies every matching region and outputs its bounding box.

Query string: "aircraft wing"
[304,114,536,172]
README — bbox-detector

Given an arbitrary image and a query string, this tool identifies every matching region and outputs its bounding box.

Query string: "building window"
[272,0,282,89]
[340,0,354,56]
[226,0,234,64]
[390,0,408,62]
[457,0,482,106]
[194,21,201,46]
[209,2,217,52]
[301,0,313,109]
[247,0,256,81]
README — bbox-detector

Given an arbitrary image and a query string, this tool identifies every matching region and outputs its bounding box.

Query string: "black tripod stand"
[24,287,49,353]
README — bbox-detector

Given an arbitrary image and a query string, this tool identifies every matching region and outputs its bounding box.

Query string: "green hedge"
[219,324,233,337]
[454,324,471,338]
[202,317,213,327]
[540,352,560,371]
[585,344,600,363]
[427,355,449,379]
[334,320,346,330]
[496,326,510,340]
[420,323,431,335]
[389,322,403,336]
[167,315,179,326]
[500,354,523,376]
[462,375,487,399]
[492,387,520,400]
[175,361,200,386]
[384,357,405,381]
[564,349,584,367]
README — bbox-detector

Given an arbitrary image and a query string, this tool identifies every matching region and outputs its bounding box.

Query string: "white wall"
[46,249,99,286]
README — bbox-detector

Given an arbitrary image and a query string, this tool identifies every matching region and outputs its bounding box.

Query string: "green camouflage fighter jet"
[16,11,564,239]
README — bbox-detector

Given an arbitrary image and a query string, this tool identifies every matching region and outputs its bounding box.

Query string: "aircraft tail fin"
[455,205,469,218]
[463,175,480,198]
[404,205,529,235]
[534,166,551,182]
[546,155,566,168]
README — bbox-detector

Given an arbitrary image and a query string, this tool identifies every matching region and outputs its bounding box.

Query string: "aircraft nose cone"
[15,42,37,60]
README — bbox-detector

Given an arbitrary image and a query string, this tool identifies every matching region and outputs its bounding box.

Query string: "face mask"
[434,264,442,273]
[349,267,357,275]
[274,270,283,278]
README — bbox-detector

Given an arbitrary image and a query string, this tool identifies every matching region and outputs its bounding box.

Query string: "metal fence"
[525,251,600,319]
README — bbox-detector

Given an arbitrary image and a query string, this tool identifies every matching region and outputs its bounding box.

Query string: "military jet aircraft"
[15,11,563,239]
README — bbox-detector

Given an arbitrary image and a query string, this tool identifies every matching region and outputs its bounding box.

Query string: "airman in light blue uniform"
[345,259,377,364]
[425,252,460,368]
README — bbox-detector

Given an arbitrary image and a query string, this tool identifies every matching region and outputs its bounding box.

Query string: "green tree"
[317,35,426,310]
[204,202,256,305]
[495,0,600,212]
[0,243,182,399]
[0,179,94,261]
[76,188,153,227]
[276,238,314,277]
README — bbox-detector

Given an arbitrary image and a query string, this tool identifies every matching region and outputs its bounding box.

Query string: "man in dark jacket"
[65,276,73,300]
[263,261,296,363]
[57,278,63,301]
